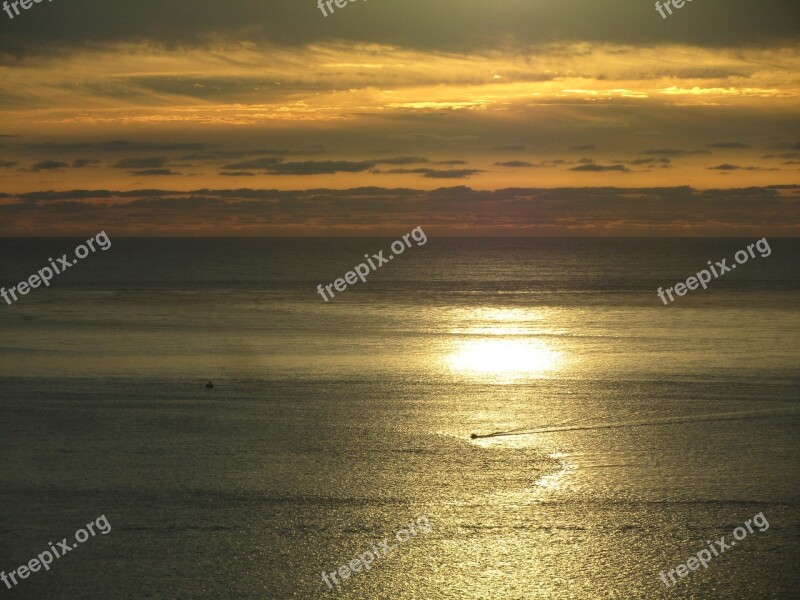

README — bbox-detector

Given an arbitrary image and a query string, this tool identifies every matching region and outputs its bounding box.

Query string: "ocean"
[1,237,798,598]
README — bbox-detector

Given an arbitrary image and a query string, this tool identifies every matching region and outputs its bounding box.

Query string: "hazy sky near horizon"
[0,0,798,235]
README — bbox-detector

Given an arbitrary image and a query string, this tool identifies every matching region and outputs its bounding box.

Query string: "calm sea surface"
[1,238,798,598]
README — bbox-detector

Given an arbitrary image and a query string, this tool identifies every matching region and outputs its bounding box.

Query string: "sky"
[0,0,798,236]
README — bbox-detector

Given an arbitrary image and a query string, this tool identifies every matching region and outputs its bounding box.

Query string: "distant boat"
[205,381,214,389]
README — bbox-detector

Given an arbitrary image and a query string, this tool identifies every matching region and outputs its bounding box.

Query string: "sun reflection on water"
[443,308,565,382]
[534,452,574,491]
[446,338,561,381]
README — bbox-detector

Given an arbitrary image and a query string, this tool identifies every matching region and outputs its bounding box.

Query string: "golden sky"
[0,0,798,235]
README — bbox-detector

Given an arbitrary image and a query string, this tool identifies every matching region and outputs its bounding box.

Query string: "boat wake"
[470,408,799,439]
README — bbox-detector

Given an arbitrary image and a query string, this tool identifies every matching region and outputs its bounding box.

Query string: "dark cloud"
[389,133,476,144]
[19,190,114,202]
[382,168,483,179]
[708,163,774,171]
[2,185,797,236]
[762,153,800,160]
[129,168,180,176]
[266,160,377,175]
[257,158,433,176]
[569,164,630,172]
[122,76,306,102]
[767,141,800,150]
[496,159,567,168]
[495,161,534,168]
[642,148,712,156]
[492,145,527,152]
[435,160,468,165]
[374,156,430,165]
[646,68,749,80]
[222,157,283,170]
[0,160,18,168]
[72,158,99,167]
[707,142,750,149]
[219,171,256,177]
[181,149,289,160]
[710,163,745,171]
[571,144,596,151]
[123,196,222,210]
[419,169,482,179]
[113,157,167,169]
[31,160,69,170]
[629,158,672,165]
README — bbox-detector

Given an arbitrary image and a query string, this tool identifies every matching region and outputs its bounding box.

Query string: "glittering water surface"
[1,238,798,598]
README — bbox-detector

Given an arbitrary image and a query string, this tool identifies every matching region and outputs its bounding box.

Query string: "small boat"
[205,381,214,389]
